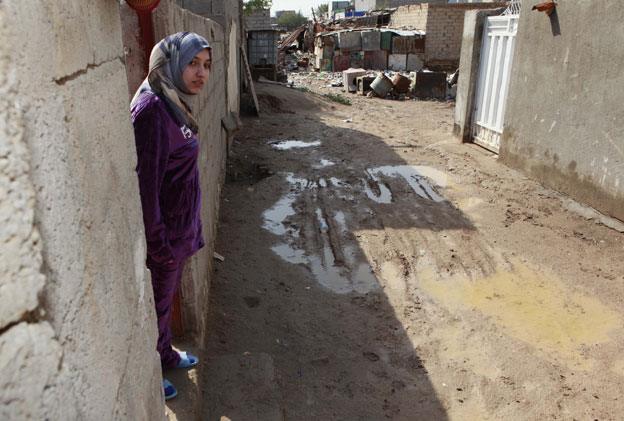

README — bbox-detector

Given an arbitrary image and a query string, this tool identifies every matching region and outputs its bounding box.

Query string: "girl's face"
[182,48,211,94]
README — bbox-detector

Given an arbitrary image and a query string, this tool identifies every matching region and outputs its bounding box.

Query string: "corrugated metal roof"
[316,28,425,37]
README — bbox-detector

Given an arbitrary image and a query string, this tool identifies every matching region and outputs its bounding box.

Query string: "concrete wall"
[0,1,162,419]
[245,8,273,31]
[453,8,504,141]
[175,0,242,121]
[501,1,624,222]
[151,0,230,344]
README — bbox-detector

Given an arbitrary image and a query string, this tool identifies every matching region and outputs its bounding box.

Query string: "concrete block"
[361,30,381,51]
[388,54,407,71]
[343,68,367,93]
[356,75,376,95]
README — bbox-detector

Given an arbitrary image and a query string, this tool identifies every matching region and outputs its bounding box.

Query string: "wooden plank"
[241,45,260,116]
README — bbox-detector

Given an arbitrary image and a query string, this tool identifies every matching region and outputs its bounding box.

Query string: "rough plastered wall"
[0,1,163,419]
[152,0,229,345]
[501,1,624,222]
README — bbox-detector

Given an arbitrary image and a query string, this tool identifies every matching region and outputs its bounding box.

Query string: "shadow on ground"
[198,84,470,420]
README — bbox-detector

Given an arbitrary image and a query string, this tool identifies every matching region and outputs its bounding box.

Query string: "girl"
[130,32,211,400]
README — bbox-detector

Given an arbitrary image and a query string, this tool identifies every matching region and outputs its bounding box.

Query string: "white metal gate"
[471,11,519,153]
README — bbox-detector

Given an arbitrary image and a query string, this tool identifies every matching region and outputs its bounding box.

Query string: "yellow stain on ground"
[419,263,621,369]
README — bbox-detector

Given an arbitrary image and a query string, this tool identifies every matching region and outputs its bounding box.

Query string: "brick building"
[389,2,505,69]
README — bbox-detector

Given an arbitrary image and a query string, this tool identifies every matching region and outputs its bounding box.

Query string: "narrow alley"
[196,81,624,420]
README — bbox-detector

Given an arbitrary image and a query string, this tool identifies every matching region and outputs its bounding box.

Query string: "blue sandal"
[163,379,177,400]
[176,351,199,369]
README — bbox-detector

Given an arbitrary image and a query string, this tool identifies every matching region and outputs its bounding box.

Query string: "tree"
[243,0,272,15]
[277,10,308,29]
[316,3,329,18]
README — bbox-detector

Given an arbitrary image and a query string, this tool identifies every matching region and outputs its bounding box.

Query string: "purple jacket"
[131,91,204,265]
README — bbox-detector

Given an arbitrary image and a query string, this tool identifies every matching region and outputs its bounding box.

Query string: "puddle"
[262,174,309,237]
[363,176,393,204]
[364,165,448,203]
[263,173,378,294]
[419,262,622,369]
[270,140,321,150]
[313,159,335,169]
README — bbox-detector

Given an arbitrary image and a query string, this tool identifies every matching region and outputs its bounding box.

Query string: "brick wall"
[425,3,504,68]
[389,4,429,30]
[245,8,272,31]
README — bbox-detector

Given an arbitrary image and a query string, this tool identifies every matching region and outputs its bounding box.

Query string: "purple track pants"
[147,257,185,368]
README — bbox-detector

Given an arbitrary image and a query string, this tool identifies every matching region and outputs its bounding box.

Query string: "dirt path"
[199,79,624,420]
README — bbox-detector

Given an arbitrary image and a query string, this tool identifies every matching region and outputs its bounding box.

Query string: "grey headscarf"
[131,32,211,133]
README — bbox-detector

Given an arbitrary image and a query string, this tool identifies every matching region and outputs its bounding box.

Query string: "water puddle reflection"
[270,140,321,150]
[364,165,447,204]
[262,172,379,294]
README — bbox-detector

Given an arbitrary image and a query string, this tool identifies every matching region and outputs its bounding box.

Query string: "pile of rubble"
[287,68,458,101]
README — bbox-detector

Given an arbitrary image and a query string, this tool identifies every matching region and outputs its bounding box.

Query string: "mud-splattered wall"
[501,1,624,222]
[0,1,162,419]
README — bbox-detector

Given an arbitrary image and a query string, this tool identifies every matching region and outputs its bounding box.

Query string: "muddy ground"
[196,76,624,420]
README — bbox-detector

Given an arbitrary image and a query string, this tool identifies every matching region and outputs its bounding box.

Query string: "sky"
[270,0,328,17]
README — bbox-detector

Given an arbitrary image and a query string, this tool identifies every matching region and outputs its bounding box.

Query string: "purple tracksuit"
[131,91,204,368]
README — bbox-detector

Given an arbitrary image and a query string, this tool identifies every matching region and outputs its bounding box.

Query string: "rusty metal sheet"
[414,71,447,100]
[321,59,333,72]
[363,50,388,70]
[391,36,425,54]
[333,54,351,72]
[361,30,381,51]
[349,51,364,69]
[338,31,362,51]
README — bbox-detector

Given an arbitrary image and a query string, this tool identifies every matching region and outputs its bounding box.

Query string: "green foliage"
[323,93,352,106]
[316,3,329,18]
[244,0,272,15]
[277,11,308,30]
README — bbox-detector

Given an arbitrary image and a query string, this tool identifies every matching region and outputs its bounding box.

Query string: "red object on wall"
[126,0,161,74]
